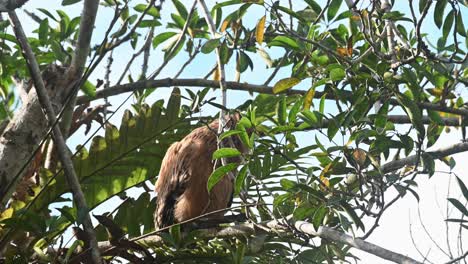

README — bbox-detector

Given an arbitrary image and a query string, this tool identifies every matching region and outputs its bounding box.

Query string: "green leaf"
[65,240,83,262]
[300,110,319,127]
[442,10,455,39]
[207,163,238,192]
[277,96,287,125]
[456,177,468,201]
[134,4,160,18]
[153,32,177,49]
[419,0,428,13]
[137,19,162,28]
[434,0,447,28]
[172,0,188,19]
[319,94,326,113]
[280,178,296,190]
[313,206,327,229]
[396,93,425,141]
[38,19,49,43]
[327,0,342,21]
[456,12,466,37]
[38,8,57,21]
[288,99,302,124]
[269,36,299,50]
[234,165,248,195]
[81,80,96,97]
[340,202,365,230]
[304,0,321,14]
[56,206,76,224]
[212,148,241,160]
[330,68,345,81]
[448,198,468,216]
[166,87,181,123]
[238,50,253,72]
[201,38,221,54]
[62,0,81,5]
[164,36,185,60]
[220,130,242,140]
[30,99,193,213]
[272,77,301,94]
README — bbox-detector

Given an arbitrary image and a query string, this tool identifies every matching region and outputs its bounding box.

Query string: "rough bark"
[0,66,69,210]
[0,0,28,12]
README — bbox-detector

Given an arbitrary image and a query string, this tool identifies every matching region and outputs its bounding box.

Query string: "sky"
[14,0,468,263]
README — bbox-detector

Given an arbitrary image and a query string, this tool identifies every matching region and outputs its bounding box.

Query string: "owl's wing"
[154,141,192,229]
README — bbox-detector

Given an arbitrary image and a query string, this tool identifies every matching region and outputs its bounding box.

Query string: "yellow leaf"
[427,88,444,97]
[353,148,367,167]
[361,10,368,18]
[337,47,348,57]
[320,175,330,187]
[220,19,230,32]
[303,87,315,110]
[0,207,13,220]
[213,67,220,81]
[272,77,301,94]
[256,15,266,44]
[347,36,353,55]
[320,163,332,188]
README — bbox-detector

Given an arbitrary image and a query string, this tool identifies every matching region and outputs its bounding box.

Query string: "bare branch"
[7,11,101,264]
[96,215,423,264]
[69,0,100,76]
[444,251,468,264]
[76,78,468,117]
[291,221,423,264]
[381,142,468,174]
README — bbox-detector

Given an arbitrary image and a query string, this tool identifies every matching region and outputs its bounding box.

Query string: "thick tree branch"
[0,0,28,12]
[76,78,468,117]
[69,0,99,76]
[7,11,102,264]
[381,141,468,173]
[291,221,422,264]
[91,217,422,264]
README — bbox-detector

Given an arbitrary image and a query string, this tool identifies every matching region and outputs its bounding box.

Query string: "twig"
[444,251,468,264]
[103,51,113,123]
[263,52,288,86]
[417,206,451,258]
[148,0,197,80]
[116,27,154,85]
[174,43,201,78]
[8,11,102,264]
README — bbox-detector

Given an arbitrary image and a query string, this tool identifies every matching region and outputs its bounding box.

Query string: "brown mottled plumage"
[154,115,246,229]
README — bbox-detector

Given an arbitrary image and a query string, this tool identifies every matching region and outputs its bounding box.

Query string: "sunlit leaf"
[207,163,238,192]
[272,77,301,94]
[212,148,241,160]
[256,15,266,44]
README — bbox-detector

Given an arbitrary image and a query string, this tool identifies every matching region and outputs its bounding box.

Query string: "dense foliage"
[0,0,467,263]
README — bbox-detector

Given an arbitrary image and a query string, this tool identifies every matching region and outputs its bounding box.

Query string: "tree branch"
[92,216,422,264]
[381,141,468,174]
[69,0,99,76]
[76,78,468,117]
[0,0,28,12]
[7,11,102,264]
[291,221,423,264]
